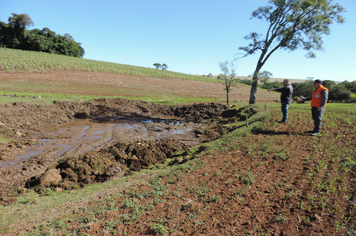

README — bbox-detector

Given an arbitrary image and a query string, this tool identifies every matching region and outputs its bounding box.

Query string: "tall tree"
[8,13,34,47]
[239,0,345,104]
[218,60,238,106]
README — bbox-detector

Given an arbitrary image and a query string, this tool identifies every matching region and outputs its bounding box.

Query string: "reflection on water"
[1,150,44,168]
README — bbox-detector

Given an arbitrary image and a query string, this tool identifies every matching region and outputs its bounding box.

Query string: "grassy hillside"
[0,48,280,105]
[0,48,210,81]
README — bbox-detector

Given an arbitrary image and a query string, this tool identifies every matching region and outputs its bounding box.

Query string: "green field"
[0,48,211,81]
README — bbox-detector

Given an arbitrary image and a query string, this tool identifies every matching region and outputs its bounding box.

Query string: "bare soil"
[0,98,253,204]
[0,70,279,100]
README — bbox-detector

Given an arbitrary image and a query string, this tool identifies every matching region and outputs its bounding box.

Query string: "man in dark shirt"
[269,79,294,123]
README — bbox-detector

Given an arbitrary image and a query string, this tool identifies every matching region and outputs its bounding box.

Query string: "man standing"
[269,79,294,123]
[299,79,329,136]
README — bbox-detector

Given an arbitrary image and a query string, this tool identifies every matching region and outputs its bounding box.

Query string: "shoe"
[278,121,286,124]
[311,132,319,136]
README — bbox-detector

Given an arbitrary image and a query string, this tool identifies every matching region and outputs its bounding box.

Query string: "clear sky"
[1,0,355,81]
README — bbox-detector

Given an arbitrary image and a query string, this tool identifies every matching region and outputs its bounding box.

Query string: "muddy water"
[0,116,196,168]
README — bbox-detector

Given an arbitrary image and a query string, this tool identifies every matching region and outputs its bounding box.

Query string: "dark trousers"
[311,107,325,133]
[281,101,290,123]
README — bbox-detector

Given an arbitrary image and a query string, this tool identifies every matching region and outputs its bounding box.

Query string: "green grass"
[0,90,223,105]
[0,134,10,143]
[0,48,215,82]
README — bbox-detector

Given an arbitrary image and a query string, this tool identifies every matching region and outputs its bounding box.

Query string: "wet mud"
[0,98,254,204]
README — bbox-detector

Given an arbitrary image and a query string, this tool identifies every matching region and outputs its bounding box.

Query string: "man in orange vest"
[299,79,329,136]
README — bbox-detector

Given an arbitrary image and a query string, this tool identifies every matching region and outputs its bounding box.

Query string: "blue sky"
[1,0,355,81]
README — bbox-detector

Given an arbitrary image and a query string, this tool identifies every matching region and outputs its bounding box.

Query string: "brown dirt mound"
[28,139,189,192]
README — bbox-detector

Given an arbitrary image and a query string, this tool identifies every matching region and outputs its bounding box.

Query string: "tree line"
[238,78,356,102]
[0,13,84,58]
[217,59,356,105]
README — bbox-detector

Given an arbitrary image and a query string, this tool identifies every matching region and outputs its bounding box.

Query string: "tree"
[8,13,34,47]
[329,84,351,101]
[217,60,238,106]
[153,63,161,69]
[249,70,273,85]
[239,0,345,104]
[292,80,314,97]
[161,63,168,70]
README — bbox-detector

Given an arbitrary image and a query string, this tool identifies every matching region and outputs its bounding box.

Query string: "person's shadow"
[252,129,311,136]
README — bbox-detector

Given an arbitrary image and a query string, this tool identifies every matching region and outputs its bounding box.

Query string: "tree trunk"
[249,65,262,104]
[249,79,258,104]
[226,90,230,106]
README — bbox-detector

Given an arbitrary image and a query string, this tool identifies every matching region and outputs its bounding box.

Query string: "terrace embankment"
[0,98,255,204]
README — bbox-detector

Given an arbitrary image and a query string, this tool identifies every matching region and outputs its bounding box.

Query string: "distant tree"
[64,33,75,41]
[292,80,314,98]
[329,84,351,101]
[341,81,356,93]
[262,81,283,90]
[239,79,253,86]
[161,63,168,70]
[217,60,238,106]
[8,13,34,48]
[0,14,84,57]
[207,73,213,78]
[249,70,273,85]
[321,80,336,90]
[153,63,162,69]
[26,27,84,57]
[239,0,345,104]
[0,21,11,47]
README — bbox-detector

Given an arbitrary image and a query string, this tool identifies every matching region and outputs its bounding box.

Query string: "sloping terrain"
[0,70,279,101]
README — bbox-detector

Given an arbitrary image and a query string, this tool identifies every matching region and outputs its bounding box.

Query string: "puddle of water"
[17,150,44,161]
[83,136,104,139]
[93,130,104,135]
[53,145,75,159]
[171,128,192,135]
[73,126,91,141]
[37,139,52,143]
[1,150,44,168]
[83,124,115,153]
[1,160,19,168]
[2,116,196,169]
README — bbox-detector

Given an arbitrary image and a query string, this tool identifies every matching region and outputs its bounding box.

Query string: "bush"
[349,93,356,102]
[292,81,314,98]
[329,84,351,101]
[261,81,283,89]
[239,79,253,85]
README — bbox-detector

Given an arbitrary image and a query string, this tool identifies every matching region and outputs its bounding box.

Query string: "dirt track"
[0,98,253,204]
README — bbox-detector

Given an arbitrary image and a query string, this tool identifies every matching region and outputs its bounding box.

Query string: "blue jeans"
[311,107,325,133]
[281,101,290,123]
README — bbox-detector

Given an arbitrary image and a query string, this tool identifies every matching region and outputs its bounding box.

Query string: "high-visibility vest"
[311,85,329,107]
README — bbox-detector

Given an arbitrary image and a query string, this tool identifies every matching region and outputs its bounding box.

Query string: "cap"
[314,79,322,84]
